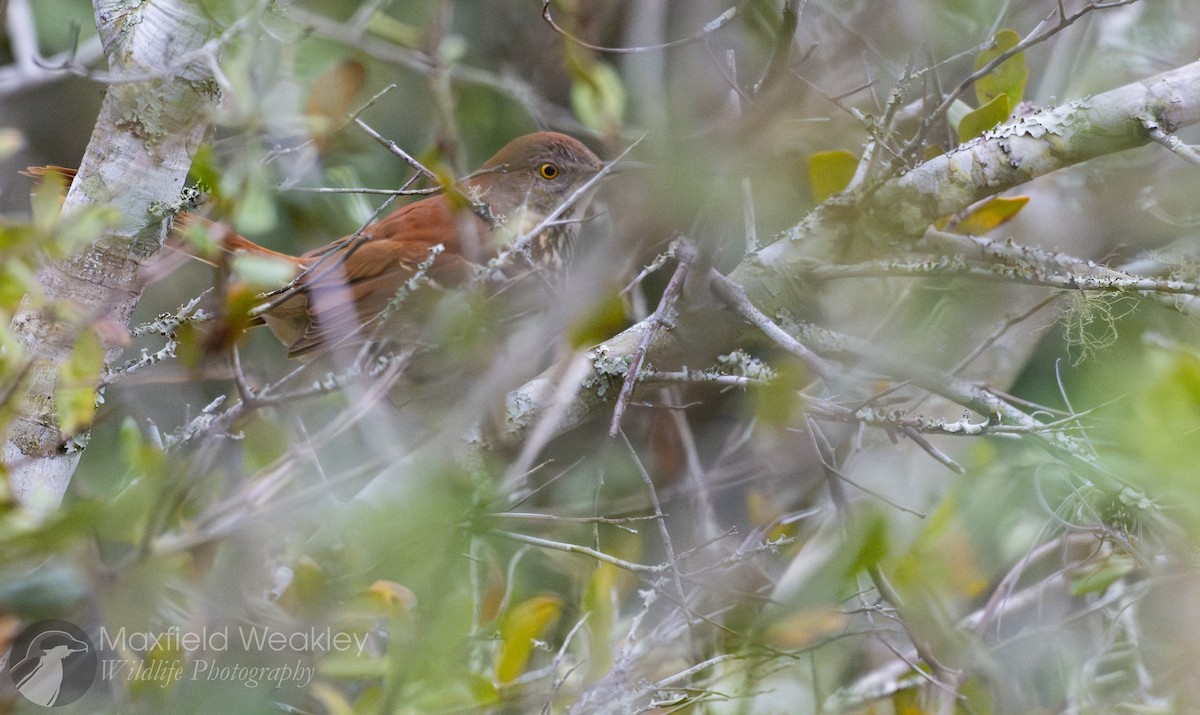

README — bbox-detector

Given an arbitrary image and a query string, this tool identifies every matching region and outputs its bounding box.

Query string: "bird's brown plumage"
[208,132,604,357]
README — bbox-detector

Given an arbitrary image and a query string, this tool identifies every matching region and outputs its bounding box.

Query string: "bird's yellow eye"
[538,162,559,179]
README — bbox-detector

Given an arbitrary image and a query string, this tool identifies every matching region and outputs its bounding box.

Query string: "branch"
[499,61,1200,472]
[861,59,1200,239]
[609,238,695,437]
[541,1,742,55]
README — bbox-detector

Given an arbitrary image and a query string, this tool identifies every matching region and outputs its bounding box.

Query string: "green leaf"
[957,94,1010,142]
[0,566,88,619]
[752,359,808,428]
[232,170,278,234]
[55,327,105,435]
[99,475,154,543]
[231,252,296,289]
[365,12,422,47]
[0,260,36,309]
[975,29,1027,109]
[54,205,121,255]
[583,563,618,676]
[187,143,222,198]
[570,61,626,135]
[846,510,889,575]
[307,683,357,715]
[807,150,858,202]
[945,98,974,133]
[119,416,165,478]
[317,653,391,680]
[1070,552,1136,596]
[326,165,374,227]
[568,292,628,348]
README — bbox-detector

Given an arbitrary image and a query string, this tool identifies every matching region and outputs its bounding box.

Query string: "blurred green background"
[2,1,1200,713]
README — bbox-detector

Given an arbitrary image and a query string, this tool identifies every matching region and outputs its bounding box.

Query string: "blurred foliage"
[1,0,1200,714]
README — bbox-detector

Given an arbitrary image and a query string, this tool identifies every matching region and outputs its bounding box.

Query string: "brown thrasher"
[196,132,605,358]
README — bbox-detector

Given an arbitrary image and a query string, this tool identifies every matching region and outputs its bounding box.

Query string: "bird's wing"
[288,198,488,357]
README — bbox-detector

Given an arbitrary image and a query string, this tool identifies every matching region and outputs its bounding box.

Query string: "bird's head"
[470,132,605,221]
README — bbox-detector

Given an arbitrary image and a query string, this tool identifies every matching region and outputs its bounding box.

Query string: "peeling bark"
[3,0,215,511]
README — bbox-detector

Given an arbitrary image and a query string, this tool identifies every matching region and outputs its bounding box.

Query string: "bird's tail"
[22,165,298,267]
[22,165,307,353]
[20,164,77,184]
[172,211,302,267]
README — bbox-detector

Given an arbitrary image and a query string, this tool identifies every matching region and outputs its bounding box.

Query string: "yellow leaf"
[957,94,1010,142]
[362,579,418,617]
[131,637,183,698]
[807,150,858,202]
[746,488,796,542]
[892,687,924,715]
[892,495,989,601]
[952,196,1030,235]
[975,29,1027,109]
[495,594,563,684]
[745,488,774,529]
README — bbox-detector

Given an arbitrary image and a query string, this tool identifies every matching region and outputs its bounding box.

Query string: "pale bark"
[500,58,1200,446]
[3,0,215,512]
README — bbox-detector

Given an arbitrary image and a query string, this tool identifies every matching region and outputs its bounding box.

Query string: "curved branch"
[499,59,1200,456]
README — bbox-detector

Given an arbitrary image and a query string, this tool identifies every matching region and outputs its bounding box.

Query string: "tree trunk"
[3,0,215,512]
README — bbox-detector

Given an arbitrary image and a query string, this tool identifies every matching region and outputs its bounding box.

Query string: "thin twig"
[496,530,667,574]
[609,238,695,437]
[1143,116,1200,167]
[899,426,965,475]
[708,270,837,383]
[952,293,1060,376]
[619,429,700,652]
[353,117,438,180]
[502,352,595,494]
[753,0,805,96]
